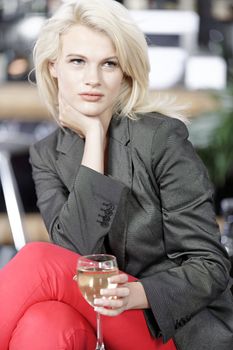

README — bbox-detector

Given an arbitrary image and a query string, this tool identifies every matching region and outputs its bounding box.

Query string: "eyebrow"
[66,54,119,61]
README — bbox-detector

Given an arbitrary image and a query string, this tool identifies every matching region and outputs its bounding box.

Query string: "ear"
[49,61,58,78]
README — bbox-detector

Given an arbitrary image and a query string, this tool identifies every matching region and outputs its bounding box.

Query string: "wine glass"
[75,254,118,350]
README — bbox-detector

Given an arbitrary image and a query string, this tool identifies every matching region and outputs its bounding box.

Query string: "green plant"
[188,84,233,186]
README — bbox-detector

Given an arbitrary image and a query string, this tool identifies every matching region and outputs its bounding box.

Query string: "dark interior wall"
[0,152,38,213]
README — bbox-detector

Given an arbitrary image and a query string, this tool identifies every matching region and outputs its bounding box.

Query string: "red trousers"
[0,242,177,350]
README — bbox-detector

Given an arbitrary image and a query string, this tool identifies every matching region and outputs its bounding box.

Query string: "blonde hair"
[33,0,185,121]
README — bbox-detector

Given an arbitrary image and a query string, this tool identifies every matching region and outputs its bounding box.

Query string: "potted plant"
[188,83,233,213]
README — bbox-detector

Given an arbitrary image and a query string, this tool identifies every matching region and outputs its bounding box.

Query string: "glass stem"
[96,311,105,350]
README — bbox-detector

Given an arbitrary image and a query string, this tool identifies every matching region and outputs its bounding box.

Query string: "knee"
[20,241,53,256]
[16,241,59,265]
[9,301,96,350]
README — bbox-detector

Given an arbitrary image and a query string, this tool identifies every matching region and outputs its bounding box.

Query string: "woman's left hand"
[93,274,149,316]
[93,273,130,316]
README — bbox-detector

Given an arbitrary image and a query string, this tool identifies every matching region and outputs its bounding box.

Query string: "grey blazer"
[30,113,233,350]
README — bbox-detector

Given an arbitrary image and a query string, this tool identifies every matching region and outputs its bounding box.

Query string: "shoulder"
[29,127,62,166]
[130,112,189,144]
[32,127,60,151]
[127,113,189,173]
[133,112,187,131]
[130,112,196,172]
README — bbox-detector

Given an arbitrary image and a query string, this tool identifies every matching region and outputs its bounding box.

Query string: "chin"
[81,111,101,117]
[80,107,106,117]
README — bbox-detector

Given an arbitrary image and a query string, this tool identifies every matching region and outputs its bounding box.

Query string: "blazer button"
[104,209,113,215]
[103,214,111,221]
[103,203,115,210]
[100,221,109,228]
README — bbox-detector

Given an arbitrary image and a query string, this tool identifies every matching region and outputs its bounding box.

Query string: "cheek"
[57,72,75,94]
[108,76,124,97]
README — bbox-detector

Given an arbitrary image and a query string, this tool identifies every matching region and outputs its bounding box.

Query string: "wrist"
[126,281,149,310]
[81,121,106,174]
[85,120,105,139]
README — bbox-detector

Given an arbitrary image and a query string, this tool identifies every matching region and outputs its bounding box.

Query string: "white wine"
[78,267,118,306]
[76,254,118,349]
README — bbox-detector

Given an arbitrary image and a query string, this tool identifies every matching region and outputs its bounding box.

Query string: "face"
[50,25,124,120]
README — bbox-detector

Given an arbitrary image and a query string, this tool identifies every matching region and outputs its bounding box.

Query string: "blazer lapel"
[107,117,133,270]
[108,116,132,187]
[56,128,84,192]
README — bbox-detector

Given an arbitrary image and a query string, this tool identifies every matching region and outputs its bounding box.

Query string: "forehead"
[60,24,116,57]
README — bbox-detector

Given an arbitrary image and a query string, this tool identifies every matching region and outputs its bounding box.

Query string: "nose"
[84,65,101,87]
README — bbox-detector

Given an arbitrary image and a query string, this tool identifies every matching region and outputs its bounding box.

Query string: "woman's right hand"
[58,93,109,174]
[58,93,105,139]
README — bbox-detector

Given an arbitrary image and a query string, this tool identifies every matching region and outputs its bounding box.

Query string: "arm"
[94,117,231,339]
[140,117,231,341]
[30,141,128,254]
[30,95,128,255]
[30,135,145,310]
[58,92,108,174]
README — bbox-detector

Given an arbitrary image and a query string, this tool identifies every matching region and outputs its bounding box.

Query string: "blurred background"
[0,0,233,265]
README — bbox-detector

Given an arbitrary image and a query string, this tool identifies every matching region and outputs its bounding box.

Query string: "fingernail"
[95,298,105,305]
[94,307,102,312]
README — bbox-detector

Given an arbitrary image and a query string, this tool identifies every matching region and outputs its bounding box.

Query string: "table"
[0,82,219,120]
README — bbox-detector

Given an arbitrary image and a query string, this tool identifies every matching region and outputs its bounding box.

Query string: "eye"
[70,58,85,65]
[103,60,118,69]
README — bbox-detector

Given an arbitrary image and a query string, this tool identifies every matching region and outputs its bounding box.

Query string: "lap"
[1,242,176,350]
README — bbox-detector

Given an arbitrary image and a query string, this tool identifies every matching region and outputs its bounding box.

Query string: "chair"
[0,121,55,251]
[129,9,200,89]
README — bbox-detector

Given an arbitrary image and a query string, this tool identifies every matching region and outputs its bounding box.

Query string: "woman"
[1,0,233,349]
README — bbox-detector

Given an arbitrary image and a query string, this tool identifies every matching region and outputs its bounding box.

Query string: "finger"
[94,297,125,309]
[109,273,128,284]
[100,287,129,298]
[94,306,125,317]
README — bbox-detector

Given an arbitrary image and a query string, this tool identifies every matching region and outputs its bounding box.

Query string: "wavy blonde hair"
[33,0,185,121]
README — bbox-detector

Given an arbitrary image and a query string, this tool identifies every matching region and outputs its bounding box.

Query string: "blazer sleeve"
[139,117,231,342]
[29,142,128,255]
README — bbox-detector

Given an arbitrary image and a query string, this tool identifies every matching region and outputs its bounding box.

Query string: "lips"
[79,92,103,102]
